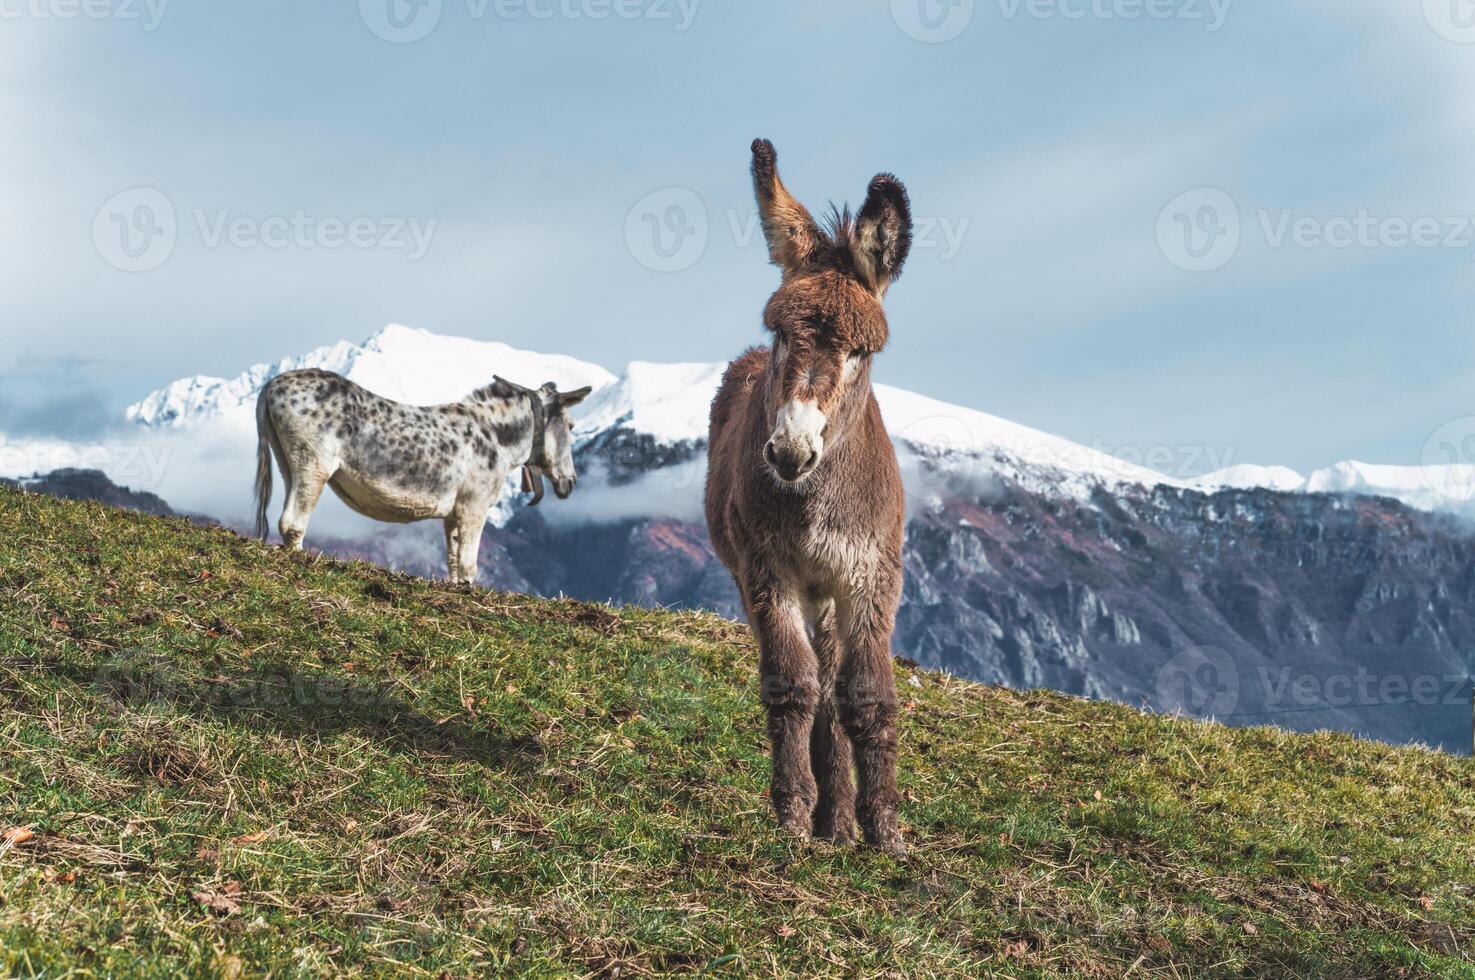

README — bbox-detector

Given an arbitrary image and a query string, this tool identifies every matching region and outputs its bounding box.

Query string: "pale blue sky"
[2,0,1472,473]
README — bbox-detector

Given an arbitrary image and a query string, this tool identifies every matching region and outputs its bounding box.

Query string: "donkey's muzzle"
[766,398,825,483]
[765,439,818,483]
[553,476,575,500]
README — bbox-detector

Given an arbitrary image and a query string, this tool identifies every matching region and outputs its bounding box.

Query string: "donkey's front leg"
[446,497,490,586]
[837,596,905,855]
[442,518,463,584]
[747,574,821,839]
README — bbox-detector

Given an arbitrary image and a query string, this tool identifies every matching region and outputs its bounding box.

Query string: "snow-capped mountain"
[127,324,617,431]
[1194,464,1307,493]
[123,324,1203,526]
[1194,460,1475,515]
[126,323,1176,500]
[125,324,1475,521]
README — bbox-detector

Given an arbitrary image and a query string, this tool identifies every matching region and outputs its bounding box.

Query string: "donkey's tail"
[253,387,274,541]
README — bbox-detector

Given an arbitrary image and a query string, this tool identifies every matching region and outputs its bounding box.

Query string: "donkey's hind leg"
[279,465,328,551]
[810,604,857,844]
[837,597,905,856]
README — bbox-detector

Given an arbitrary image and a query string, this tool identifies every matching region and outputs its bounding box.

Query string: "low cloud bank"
[2,425,1010,536]
[539,458,707,528]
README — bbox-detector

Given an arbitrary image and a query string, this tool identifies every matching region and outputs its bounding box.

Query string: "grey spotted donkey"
[253,369,591,584]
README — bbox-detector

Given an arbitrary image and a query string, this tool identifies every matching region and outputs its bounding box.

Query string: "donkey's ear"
[751,138,824,275]
[559,386,593,408]
[850,173,913,295]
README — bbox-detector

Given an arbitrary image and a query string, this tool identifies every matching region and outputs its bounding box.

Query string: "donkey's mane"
[821,203,855,250]
[799,203,861,278]
[465,379,524,403]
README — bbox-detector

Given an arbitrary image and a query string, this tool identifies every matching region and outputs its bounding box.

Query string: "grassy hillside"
[1,488,1473,978]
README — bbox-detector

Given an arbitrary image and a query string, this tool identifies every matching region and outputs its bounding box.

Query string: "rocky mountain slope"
[11,325,1473,752]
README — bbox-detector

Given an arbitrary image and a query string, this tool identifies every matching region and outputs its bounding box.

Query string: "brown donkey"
[706,139,913,854]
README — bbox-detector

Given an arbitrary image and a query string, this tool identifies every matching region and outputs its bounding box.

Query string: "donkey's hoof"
[776,820,813,844]
[864,827,908,857]
[814,821,859,847]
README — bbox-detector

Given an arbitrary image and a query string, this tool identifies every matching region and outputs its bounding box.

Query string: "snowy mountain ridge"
[123,324,1205,503]
[124,324,1475,517]
[126,324,617,431]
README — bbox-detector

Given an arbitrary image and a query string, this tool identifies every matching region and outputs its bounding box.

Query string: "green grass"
[0,487,1472,978]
